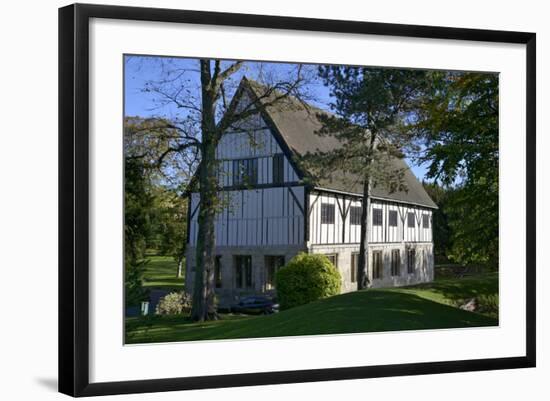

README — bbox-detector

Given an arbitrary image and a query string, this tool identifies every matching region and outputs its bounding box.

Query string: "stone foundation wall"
[309,242,434,291]
[307,243,361,293]
[185,244,306,307]
[185,242,434,306]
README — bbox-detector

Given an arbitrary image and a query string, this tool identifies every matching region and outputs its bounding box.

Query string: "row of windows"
[318,250,422,283]
[230,153,285,186]
[208,249,425,290]
[320,203,430,228]
[212,254,285,290]
[347,249,420,281]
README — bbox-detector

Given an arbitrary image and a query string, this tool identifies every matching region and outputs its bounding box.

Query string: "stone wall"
[186,242,433,306]
[366,243,434,287]
[185,244,306,307]
[309,242,434,291]
[307,243,361,293]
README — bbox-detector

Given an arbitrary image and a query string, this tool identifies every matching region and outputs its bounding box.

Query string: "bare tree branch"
[217,66,305,134]
[215,61,244,89]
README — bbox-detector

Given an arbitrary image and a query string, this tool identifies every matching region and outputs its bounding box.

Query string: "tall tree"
[412,72,498,267]
[304,67,427,289]
[136,58,307,321]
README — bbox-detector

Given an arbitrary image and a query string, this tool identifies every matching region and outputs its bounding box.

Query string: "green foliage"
[124,157,154,263]
[475,294,499,320]
[124,117,189,291]
[445,182,498,266]
[124,117,190,261]
[147,187,188,263]
[124,158,154,306]
[155,291,192,315]
[413,72,499,267]
[422,182,452,262]
[275,253,341,310]
[125,259,149,307]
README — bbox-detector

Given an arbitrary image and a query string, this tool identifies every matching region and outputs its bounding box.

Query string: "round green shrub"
[275,253,341,310]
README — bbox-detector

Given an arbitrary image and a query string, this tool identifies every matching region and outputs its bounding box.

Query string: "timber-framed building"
[185,78,437,306]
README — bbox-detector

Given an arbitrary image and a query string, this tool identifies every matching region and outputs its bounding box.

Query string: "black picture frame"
[59,3,536,397]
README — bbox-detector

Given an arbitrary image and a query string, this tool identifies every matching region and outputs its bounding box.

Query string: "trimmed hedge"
[276,253,341,310]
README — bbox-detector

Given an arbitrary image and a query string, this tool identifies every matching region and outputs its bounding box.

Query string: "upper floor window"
[389,210,398,227]
[321,203,335,224]
[272,153,284,184]
[372,208,383,226]
[350,206,362,225]
[407,212,415,228]
[233,158,258,186]
[422,214,430,228]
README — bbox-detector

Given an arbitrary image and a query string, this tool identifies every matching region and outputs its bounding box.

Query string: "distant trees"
[124,118,189,307]
[149,186,188,277]
[124,157,153,307]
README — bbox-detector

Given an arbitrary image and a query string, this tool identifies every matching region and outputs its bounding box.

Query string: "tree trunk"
[357,178,371,290]
[357,134,376,291]
[191,143,219,321]
[190,60,219,322]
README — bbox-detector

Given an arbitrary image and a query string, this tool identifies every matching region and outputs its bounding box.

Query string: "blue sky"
[124,55,430,180]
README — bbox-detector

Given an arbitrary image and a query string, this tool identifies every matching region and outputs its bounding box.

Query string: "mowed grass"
[385,272,499,319]
[142,255,184,290]
[126,272,498,344]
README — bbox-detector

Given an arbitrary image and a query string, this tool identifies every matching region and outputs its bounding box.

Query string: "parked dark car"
[231,296,279,315]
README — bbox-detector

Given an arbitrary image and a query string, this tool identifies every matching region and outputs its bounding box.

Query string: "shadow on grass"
[126,289,498,344]
[409,273,497,301]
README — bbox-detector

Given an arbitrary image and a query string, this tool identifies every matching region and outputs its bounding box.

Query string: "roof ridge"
[237,77,437,209]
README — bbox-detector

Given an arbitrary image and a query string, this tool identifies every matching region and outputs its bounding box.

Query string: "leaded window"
[321,203,335,224]
[372,208,383,226]
[232,158,258,186]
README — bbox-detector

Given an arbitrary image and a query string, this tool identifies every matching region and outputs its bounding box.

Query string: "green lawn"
[142,255,184,290]
[126,272,498,344]
[386,272,499,319]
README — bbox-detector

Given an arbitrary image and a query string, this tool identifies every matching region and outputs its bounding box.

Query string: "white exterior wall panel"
[189,187,305,247]
[308,192,433,246]
[215,128,299,187]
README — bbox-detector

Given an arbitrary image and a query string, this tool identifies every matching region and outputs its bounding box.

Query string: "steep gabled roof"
[243,78,437,209]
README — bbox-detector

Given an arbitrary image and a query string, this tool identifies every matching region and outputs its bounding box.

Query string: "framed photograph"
[59,3,536,397]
